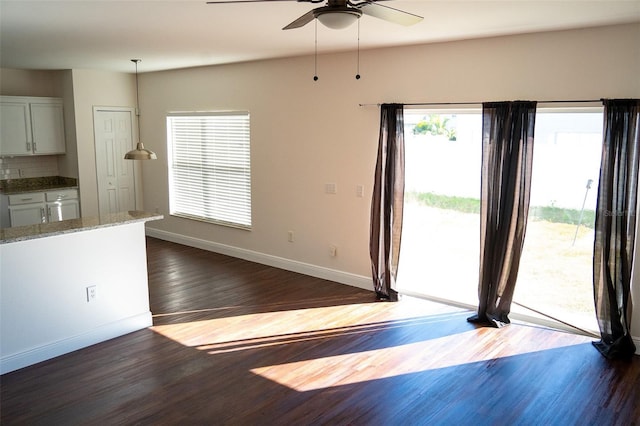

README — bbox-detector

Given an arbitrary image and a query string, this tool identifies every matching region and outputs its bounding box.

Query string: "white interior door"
[94,109,137,215]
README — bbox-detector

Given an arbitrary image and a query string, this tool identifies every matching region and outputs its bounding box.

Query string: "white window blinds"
[167,111,251,229]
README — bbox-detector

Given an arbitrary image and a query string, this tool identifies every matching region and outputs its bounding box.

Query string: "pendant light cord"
[313,20,318,81]
[132,59,142,144]
[355,19,360,80]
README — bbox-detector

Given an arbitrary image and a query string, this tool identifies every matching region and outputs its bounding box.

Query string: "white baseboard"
[145,229,640,355]
[1,312,152,375]
[145,228,372,291]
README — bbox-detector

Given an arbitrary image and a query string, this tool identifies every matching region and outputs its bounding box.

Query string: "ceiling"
[1,0,639,74]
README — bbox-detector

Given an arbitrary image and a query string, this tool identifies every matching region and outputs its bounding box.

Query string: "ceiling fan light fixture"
[315,9,362,29]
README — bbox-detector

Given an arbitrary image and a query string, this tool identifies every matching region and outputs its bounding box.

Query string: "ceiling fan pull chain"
[313,19,319,81]
[355,18,361,80]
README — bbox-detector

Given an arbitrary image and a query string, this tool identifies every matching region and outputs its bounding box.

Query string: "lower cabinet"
[47,200,80,222]
[6,189,79,227]
[8,192,46,227]
[45,189,80,222]
[9,203,46,227]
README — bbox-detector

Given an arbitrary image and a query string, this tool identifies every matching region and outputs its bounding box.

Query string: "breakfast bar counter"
[0,211,163,244]
[1,211,163,374]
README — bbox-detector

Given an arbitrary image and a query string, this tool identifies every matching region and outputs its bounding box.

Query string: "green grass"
[407,192,481,214]
[406,191,596,228]
[529,205,595,228]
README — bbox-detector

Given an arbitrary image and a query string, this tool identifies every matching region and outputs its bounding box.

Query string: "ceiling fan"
[206,0,423,30]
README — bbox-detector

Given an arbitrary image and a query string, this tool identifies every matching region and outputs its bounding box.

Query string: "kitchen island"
[0,211,162,374]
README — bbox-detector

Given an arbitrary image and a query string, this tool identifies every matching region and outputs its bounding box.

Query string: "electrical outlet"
[329,245,337,257]
[288,231,294,242]
[86,285,96,302]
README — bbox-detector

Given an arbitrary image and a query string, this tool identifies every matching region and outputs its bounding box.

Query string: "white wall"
[140,23,640,346]
[1,24,638,348]
[57,70,79,181]
[0,68,65,98]
[0,222,152,373]
[141,24,639,269]
[69,69,140,217]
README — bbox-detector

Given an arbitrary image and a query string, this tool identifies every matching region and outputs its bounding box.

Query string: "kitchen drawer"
[8,192,46,205]
[45,189,78,202]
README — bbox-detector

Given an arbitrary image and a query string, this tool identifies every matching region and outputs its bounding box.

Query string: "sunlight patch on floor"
[150,299,462,350]
[150,297,595,394]
[250,326,594,392]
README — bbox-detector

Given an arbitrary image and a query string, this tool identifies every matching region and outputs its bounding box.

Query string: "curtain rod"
[358,99,603,107]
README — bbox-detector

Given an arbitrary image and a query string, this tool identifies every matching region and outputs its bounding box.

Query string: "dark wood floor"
[2,237,640,425]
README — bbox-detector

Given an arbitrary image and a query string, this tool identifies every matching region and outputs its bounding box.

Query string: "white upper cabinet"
[0,101,32,155]
[30,101,66,154]
[0,96,66,156]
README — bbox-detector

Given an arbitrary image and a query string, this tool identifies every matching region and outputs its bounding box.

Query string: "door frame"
[93,106,142,214]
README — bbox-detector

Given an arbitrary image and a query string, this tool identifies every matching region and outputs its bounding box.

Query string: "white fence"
[404,111,602,211]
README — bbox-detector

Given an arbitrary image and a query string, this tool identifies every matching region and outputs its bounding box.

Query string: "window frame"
[167,110,252,230]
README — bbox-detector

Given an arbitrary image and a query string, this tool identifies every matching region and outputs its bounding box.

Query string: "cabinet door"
[9,204,46,227]
[0,102,32,155]
[47,200,79,222]
[0,194,9,228]
[30,102,66,154]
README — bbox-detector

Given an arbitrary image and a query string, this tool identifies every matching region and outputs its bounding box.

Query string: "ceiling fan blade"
[206,0,307,4]
[283,10,316,30]
[358,2,423,26]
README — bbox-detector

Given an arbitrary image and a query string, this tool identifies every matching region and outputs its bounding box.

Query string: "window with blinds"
[167,111,251,230]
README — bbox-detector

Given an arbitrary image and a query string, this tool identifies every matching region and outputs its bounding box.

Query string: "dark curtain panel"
[370,104,405,301]
[468,101,537,327]
[592,99,640,359]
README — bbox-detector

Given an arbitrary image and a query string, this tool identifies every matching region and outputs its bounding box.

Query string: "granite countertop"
[0,176,78,195]
[0,211,163,244]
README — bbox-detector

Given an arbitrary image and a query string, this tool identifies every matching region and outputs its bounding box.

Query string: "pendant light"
[124,59,157,160]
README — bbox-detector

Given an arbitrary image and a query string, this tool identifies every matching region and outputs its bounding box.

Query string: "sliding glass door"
[397,110,481,306]
[514,110,602,332]
[398,108,602,333]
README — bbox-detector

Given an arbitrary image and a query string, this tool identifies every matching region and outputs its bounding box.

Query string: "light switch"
[325,183,337,194]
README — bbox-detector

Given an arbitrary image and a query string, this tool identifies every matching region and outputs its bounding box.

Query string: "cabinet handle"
[41,207,46,223]
[33,142,37,152]
[21,197,33,202]
[26,143,31,151]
